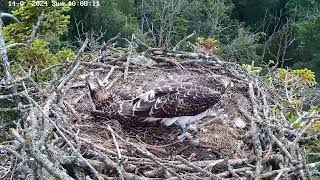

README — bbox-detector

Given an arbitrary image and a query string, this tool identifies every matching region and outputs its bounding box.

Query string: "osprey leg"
[177,126,193,140]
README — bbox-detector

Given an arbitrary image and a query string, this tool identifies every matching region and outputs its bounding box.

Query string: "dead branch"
[57,37,89,92]
[173,31,196,51]
[22,92,101,179]
[176,155,221,179]
[106,126,122,161]
[27,11,44,46]
[10,128,74,179]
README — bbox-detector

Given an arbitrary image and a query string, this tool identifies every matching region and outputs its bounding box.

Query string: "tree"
[137,0,187,47]
[183,0,238,42]
[0,12,19,80]
[290,16,320,78]
[283,0,320,79]
[67,0,143,45]
[2,0,74,75]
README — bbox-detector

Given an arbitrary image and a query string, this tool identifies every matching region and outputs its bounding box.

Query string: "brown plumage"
[87,71,230,139]
[131,83,224,119]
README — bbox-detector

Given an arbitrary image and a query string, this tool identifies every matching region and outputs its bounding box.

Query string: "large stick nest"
[0,42,319,180]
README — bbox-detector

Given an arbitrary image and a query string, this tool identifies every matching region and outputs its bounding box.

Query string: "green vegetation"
[3,1,74,75]
[2,0,318,78]
[62,0,320,80]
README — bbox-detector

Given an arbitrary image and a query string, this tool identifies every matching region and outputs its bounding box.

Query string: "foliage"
[15,39,52,68]
[196,37,220,54]
[96,0,135,38]
[0,1,76,141]
[21,0,317,80]
[241,63,262,74]
[289,16,320,80]
[232,0,282,30]
[136,0,260,62]
[67,0,143,43]
[222,28,260,63]
[308,120,320,153]
[3,1,70,43]
[13,39,75,71]
[2,0,74,76]
[255,0,320,80]
[286,0,320,20]
[276,68,317,86]
[0,0,320,174]
[54,48,76,62]
[183,0,237,41]
[225,0,320,81]
[306,106,320,160]
[271,67,317,112]
[265,65,320,158]
[137,0,188,47]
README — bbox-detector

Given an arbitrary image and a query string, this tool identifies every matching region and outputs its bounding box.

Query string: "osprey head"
[86,75,110,109]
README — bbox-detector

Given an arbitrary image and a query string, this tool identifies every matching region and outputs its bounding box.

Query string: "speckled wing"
[132,83,223,118]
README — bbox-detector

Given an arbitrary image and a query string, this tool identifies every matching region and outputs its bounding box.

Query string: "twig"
[106,126,122,161]
[106,33,120,45]
[176,155,222,179]
[26,148,74,180]
[226,159,241,179]
[173,31,196,51]
[6,43,27,49]
[96,150,125,180]
[0,17,13,79]
[268,132,296,164]
[22,91,101,179]
[10,129,74,180]
[64,101,82,123]
[216,167,253,178]
[106,72,122,90]
[0,145,23,160]
[0,104,32,112]
[260,161,320,179]
[27,11,44,46]
[9,128,26,144]
[102,66,117,86]
[248,82,263,180]
[124,56,130,80]
[132,34,150,48]
[57,37,89,91]
[274,171,283,180]
[106,125,182,179]
[291,115,319,145]
[81,61,112,69]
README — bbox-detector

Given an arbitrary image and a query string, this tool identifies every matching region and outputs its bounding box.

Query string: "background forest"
[1,0,320,77]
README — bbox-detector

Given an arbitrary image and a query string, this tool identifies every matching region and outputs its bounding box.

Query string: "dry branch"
[27,11,44,46]
[176,155,221,179]
[57,37,89,91]
[173,31,196,51]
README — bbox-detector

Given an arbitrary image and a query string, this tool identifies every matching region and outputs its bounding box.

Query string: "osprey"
[88,75,229,140]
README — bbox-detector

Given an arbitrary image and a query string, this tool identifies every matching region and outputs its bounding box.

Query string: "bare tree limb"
[173,31,196,51]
